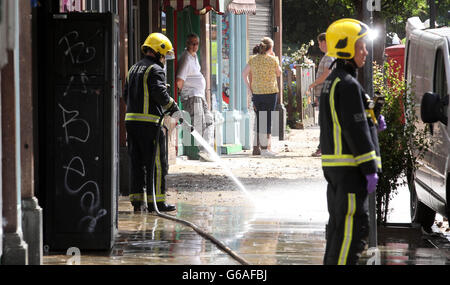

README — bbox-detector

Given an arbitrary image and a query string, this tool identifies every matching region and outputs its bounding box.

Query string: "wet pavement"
[42,128,450,266]
[43,181,450,265]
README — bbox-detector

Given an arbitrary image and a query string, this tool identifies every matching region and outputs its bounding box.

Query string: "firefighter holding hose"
[123,33,181,212]
[319,19,386,265]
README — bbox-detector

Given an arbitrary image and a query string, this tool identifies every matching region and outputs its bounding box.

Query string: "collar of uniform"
[336,59,357,77]
[144,55,164,68]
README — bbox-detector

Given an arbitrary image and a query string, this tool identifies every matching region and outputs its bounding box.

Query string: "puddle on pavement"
[43,200,326,265]
[43,185,449,265]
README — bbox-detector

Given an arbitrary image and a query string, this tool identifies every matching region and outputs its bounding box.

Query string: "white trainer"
[261,149,277,157]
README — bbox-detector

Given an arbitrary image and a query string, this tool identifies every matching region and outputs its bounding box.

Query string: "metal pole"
[363,0,377,249]
[429,0,436,28]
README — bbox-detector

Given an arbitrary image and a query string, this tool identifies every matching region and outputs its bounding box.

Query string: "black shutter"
[43,12,119,251]
[247,0,273,55]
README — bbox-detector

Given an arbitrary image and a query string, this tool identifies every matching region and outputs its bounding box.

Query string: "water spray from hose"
[145,114,250,265]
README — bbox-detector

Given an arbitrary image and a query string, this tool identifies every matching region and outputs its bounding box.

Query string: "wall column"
[223,13,242,147]
[239,15,251,150]
[2,49,28,265]
[19,0,42,265]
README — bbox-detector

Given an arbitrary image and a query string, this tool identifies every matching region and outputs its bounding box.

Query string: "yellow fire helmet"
[326,18,370,59]
[141,33,174,58]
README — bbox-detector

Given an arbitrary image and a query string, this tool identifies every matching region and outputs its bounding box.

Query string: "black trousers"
[322,167,369,265]
[252,93,278,135]
[126,122,167,204]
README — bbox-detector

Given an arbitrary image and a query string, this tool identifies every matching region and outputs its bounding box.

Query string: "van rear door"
[429,43,450,215]
[408,31,433,195]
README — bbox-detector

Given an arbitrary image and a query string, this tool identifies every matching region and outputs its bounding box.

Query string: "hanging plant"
[282,40,315,70]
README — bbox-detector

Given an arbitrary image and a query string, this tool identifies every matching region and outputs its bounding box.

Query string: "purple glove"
[365,173,379,194]
[377,115,387,132]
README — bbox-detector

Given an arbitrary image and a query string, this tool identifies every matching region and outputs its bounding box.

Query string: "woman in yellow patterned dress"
[242,37,282,156]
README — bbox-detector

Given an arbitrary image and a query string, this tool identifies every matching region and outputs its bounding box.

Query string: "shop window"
[59,0,117,13]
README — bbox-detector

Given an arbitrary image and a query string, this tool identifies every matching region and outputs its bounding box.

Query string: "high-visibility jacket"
[123,55,175,124]
[319,61,382,174]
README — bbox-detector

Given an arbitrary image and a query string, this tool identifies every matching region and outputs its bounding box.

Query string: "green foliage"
[282,40,315,70]
[377,0,428,38]
[282,0,355,51]
[373,61,430,223]
[283,81,300,127]
[283,0,448,49]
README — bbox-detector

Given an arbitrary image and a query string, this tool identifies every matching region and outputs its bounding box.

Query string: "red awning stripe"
[190,0,197,9]
[177,0,184,10]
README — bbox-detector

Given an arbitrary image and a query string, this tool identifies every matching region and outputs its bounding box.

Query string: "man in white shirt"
[176,34,215,162]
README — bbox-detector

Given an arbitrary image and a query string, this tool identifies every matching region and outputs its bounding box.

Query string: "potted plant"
[373,61,430,224]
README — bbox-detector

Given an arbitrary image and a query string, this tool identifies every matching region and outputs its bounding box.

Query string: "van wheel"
[408,168,436,231]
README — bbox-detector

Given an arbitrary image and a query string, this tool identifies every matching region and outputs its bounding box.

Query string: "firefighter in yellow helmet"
[123,33,180,212]
[319,19,385,265]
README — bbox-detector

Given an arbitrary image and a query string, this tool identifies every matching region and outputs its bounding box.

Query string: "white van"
[405,17,449,232]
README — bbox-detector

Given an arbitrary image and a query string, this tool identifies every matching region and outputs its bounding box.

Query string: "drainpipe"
[363,0,377,249]
[273,0,286,140]
[429,0,436,29]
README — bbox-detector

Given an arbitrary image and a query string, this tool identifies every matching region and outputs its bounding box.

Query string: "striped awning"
[226,0,256,15]
[162,0,223,14]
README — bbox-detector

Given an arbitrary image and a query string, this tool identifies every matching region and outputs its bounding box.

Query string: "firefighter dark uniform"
[123,33,178,212]
[319,19,382,265]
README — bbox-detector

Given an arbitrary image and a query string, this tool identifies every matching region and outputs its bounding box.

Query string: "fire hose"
[143,113,250,265]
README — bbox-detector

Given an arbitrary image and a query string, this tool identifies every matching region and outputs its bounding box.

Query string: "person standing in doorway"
[307,32,335,157]
[123,33,180,212]
[176,34,215,162]
[320,18,385,265]
[242,37,282,156]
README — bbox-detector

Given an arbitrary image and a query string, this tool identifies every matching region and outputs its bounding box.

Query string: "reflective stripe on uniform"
[125,113,163,124]
[322,152,381,167]
[127,64,137,82]
[329,77,342,155]
[355,151,376,164]
[129,193,165,203]
[323,76,381,169]
[143,65,154,114]
[322,154,358,167]
[338,193,356,265]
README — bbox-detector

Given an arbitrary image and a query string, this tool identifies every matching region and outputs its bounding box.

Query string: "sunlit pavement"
[43,179,449,265]
[42,127,449,265]
[359,183,450,265]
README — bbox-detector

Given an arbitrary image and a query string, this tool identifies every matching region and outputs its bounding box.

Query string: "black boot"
[148,202,176,212]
